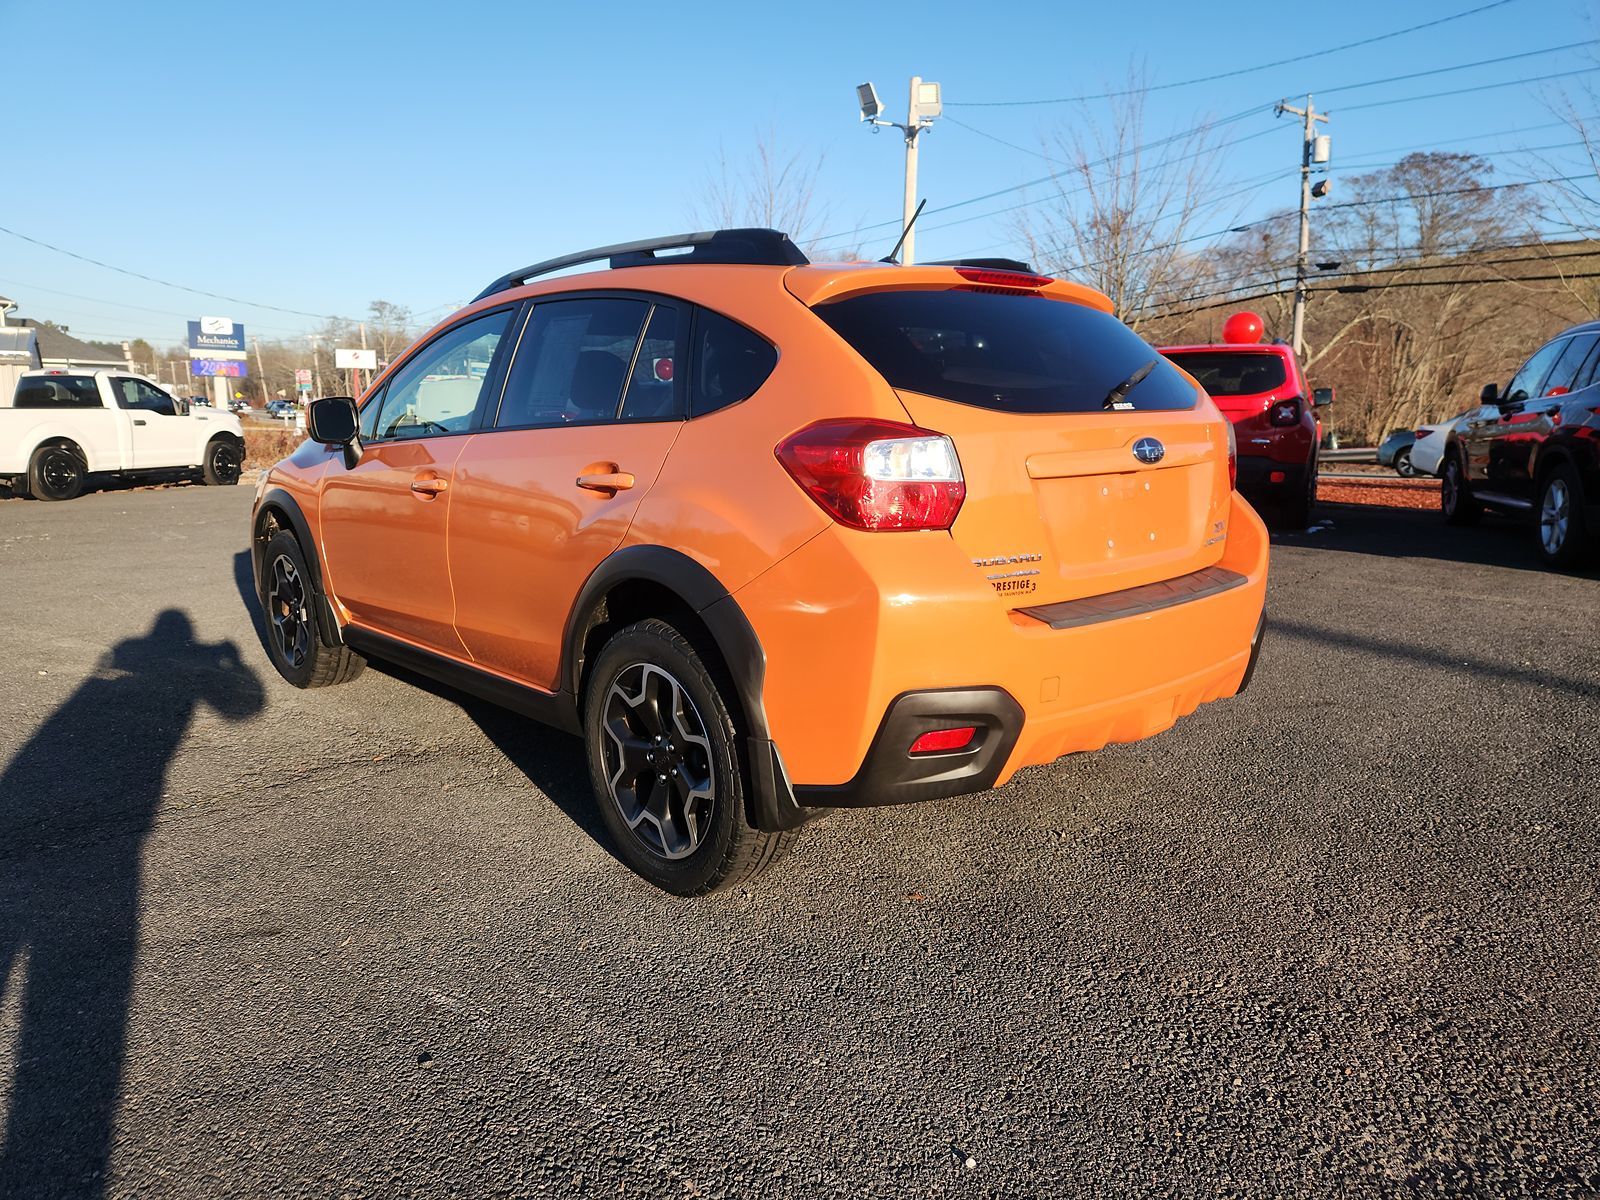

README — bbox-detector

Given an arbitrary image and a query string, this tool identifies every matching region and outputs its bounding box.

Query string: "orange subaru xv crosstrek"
[250,229,1268,895]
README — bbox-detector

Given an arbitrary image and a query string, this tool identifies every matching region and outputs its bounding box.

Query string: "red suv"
[1161,312,1331,528]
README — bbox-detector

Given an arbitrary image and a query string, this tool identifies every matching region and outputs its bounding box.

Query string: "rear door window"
[495,298,650,428]
[13,375,101,408]
[690,310,777,417]
[814,289,1194,414]
[1161,351,1287,397]
[619,304,682,422]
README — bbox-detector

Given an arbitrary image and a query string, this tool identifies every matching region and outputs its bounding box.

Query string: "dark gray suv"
[1441,320,1600,568]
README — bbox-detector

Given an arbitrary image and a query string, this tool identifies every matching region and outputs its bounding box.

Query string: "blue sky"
[2,0,1594,347]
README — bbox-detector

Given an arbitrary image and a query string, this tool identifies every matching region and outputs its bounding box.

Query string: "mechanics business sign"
[187,316,247,359]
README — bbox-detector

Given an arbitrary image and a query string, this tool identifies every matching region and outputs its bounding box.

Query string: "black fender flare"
[252,487,343,646]
[562,545,815,832]
[562,545,769,739]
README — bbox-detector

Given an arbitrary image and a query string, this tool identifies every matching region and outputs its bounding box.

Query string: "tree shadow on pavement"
[1281,502,1597,577]
[0,610,263,1197]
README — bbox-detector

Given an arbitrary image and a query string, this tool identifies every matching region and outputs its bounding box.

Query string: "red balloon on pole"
[1222,311,1265,345]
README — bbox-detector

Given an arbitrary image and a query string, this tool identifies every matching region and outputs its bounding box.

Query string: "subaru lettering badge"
[1132,437,1166,465]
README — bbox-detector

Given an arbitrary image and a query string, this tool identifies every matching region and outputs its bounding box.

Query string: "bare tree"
[366,300,414,366]
[691,129,837,252]
[1011,75,1229,332]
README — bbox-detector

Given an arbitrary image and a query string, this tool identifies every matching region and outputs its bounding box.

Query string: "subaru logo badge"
[1132,437,1165,465]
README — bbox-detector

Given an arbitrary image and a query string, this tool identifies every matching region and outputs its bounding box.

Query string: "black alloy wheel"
[599,661,716,861]
[268,552,312,671]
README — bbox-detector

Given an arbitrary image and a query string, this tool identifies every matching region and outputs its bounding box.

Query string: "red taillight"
[1268,398,1301,427]
[1413,428,1431,440]
[775,418,966,531]
[909,726,977,755]
[1224,419,1238,490]
[953,267,1053,289]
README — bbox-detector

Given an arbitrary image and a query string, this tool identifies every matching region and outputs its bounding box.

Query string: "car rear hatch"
[1159,346,1292,420]
[794,266,1234,606]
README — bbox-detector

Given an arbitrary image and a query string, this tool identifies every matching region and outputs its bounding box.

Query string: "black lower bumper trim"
[1236,613,1266,695]
[793,687,1024,809]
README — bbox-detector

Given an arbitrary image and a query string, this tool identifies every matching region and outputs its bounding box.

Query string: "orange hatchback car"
[250,230,1268,894]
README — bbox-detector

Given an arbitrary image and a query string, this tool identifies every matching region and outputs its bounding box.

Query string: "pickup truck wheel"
[1536,463,1594,568]
[583,618,792,896]
[1441,455,1481,526]
[259,531,365,688]
[28,443,86,502]
[202,435,243,486]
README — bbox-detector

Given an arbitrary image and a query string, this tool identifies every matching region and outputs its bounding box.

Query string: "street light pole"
[858,76,941,265]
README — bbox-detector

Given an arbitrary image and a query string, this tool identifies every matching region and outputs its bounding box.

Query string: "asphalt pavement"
[0,484,1596,1198]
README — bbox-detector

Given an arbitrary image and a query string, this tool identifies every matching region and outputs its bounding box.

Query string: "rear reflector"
[776,418,965,531]
[1270,470,1285,483]
[953,267,1053,289]
[909,727,977,755]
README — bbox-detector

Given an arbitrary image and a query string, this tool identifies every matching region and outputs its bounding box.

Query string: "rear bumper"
[739,492,1270,803]
[1236,453,1306,498]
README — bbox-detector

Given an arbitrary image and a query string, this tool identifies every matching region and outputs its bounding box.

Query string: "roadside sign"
[294,368,312,387]
[190,358,248,377]
[188,317,246,358]
[335,348,377,369]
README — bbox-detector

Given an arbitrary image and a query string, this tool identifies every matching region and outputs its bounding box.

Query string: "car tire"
[1535,462,1594,569]
[202,435,244,486]
[583,617,791,896]
[27,442,86,502]
[1394,448,1416,478]
[258,530,365,688]
[1441,454,1481,526]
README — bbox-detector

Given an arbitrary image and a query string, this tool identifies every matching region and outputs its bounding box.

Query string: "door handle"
[410,476,449,498]
[132,418,146,426]
[576,471,635,493]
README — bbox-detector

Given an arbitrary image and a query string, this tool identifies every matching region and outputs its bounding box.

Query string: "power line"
[1312,40,1594,98]
[0,222,355,321]
[812,104,1277,244]
[1335,65,1600,113]
[946,0,1519,107]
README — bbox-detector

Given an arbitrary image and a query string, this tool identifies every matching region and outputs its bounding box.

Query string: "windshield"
[814,290,1197,414]
[1161,351,1287,397]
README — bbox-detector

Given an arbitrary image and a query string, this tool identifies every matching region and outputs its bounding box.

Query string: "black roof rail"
[472,228,809,302]
[925,256,1039,274]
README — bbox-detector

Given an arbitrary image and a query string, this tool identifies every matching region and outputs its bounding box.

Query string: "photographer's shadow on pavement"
[0,610,262,1197]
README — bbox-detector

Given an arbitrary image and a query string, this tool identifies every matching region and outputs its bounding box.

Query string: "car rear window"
[812,289,1196,414]
[13,375,101,408]
[1162,351,1287,397]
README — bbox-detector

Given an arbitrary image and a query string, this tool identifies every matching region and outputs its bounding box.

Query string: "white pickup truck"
[1,370,246,501]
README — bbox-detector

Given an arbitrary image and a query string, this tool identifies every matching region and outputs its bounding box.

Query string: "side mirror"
[1480,382,1500,404]
[172,397,189,416]
[307,396,358,444]
[308,396,360,469]
[1312,387,1334,408]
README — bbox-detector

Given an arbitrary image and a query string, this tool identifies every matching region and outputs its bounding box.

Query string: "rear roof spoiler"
[473,228,809,302]
[925,256,1038,274]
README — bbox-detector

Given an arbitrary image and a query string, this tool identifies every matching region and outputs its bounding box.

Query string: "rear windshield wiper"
[1102,359,1156,410]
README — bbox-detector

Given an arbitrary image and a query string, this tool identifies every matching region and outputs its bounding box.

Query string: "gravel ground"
[0,487,1596,1199]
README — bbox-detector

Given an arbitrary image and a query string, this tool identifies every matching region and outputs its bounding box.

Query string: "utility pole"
[856,76,942,265]
[253,337,270,406]
[1277,95,1330,360]
[307,335,323,399]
